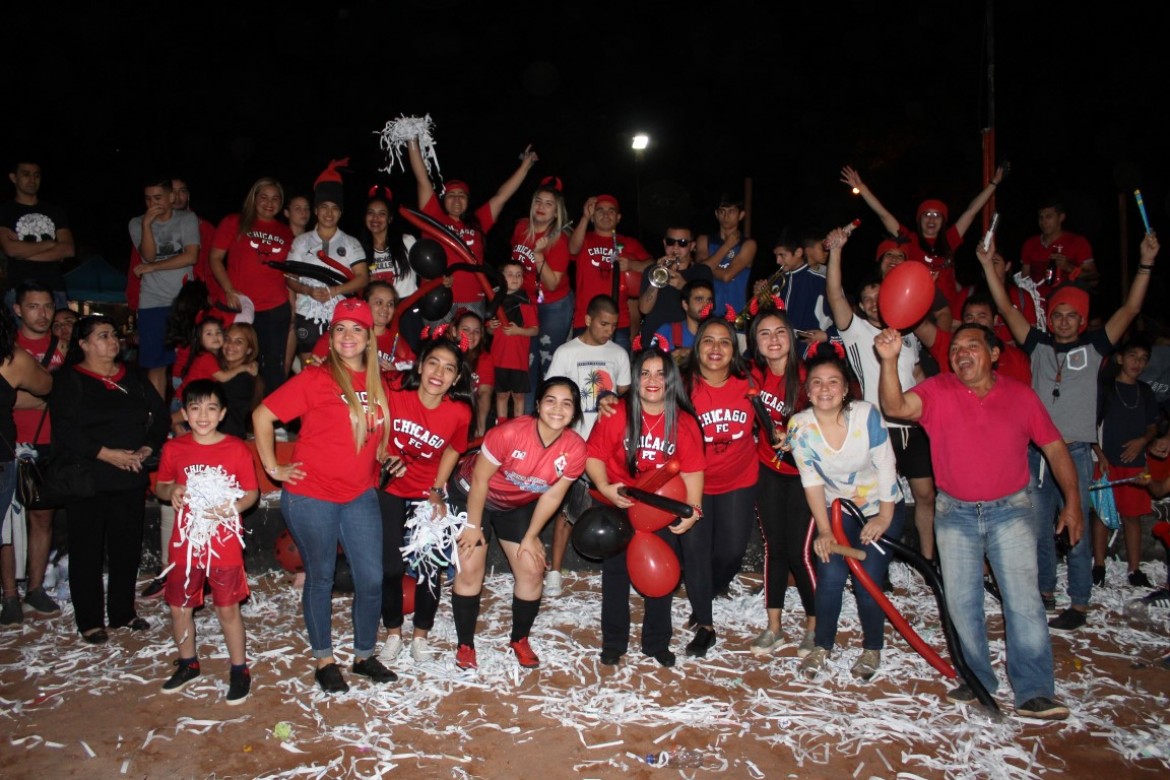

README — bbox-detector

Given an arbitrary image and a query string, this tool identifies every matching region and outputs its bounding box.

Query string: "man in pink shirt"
[876,321,1081,721]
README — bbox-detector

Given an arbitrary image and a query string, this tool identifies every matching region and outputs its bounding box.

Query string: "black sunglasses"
[664,237,692,247]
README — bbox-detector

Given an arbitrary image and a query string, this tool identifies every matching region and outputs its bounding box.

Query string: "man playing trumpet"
[637,225,714,345]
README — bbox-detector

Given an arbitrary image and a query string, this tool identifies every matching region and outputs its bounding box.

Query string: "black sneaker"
[685,627,717,657]
[140,577,166,600]
[23,586,60,614]
[162,660,201,693]
[651,649,676,668]
[1048,607,1087,631]
[1017,696,1069,720]
[352,656,397,684]
[1092,566,1106,587]
[314,662,349,693]
[226,668,251,705]
[946,684,975,705]
[1129,570,1153,588]
[0,596,22,626]
[599,648,623,666]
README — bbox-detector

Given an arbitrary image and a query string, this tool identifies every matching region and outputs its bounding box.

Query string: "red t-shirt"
[897,224,964,311]
[691,375,758,493]
[489,301,538,371]
[422,195,496,304]
[212,214,295,311]
[263,365,389,502]
[750,364,805,475]
[176,351,220,401]
[1020,231,1094,289]
[572,232,651,328]
[586,400,705,484]
[14,332,64,444]
[385,388,471,499]
[310,330,416,386]
[158,434,259,568]
[470,351,495,395]
[913,372,1060,501]
[928,328,1032,386]
[510,221,571,304]
[460,416,587,510]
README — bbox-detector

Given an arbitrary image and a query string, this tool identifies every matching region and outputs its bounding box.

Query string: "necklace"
[642,411,664,440]
[1115,382,1140,410]
[1052,353,1067,400]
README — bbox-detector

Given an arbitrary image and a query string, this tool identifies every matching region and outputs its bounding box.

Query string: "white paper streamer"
[400,500,466,589]
[375,114,441,181]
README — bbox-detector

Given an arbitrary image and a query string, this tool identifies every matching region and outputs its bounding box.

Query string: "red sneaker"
[455,644,478,670]
[509,637,540,669]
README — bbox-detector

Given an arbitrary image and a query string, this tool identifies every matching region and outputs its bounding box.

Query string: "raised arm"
[840,166,899,236]
[407,138,436,207]
[952,165,1006,237]
[874,327,924,422]
[975,239,1031,346]
[485,145,539,222]
[824,228,855,330]
[569,197,596,256]
[1104,232,1160,344]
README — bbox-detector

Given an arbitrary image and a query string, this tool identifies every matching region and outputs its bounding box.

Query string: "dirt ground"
[2,559,1169,780]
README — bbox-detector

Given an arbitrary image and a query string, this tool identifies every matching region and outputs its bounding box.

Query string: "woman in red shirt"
[746,308,817,658]
[447,377,587,670]
[377,334,473,665]
[679,316,758,657]
[253,299,395,694]
[586,346,704,667]
[510,178,572,381]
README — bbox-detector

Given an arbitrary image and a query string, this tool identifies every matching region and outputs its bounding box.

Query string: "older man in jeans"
[876,293,1081,720]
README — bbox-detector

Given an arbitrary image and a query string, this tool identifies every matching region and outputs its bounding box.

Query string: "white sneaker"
[410,636,432,663]
[378,634,403,664]
[544,570,563,597]
[796,630,816,659]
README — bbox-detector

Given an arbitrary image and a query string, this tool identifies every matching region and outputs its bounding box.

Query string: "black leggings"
[756,466,816,616]
[378,492,442,632]
[680,485,758,625]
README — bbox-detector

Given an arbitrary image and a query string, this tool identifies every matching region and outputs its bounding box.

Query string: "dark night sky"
[4,1,1168,311]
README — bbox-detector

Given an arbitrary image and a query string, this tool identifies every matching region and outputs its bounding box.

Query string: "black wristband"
[1139,263,1155,270]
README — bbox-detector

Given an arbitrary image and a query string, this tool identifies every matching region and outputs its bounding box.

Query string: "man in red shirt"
[568,195,653,350]
[1019,199,1096,294]
[2,282,66,623]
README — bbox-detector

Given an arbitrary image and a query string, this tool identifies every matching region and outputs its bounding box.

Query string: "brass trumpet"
[649,258,680,288]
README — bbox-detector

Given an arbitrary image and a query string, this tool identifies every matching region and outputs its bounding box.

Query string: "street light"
[631,134,649,151]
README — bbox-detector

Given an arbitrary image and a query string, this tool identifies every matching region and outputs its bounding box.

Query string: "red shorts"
[1109,463,1153,518]
[164,564,250,609]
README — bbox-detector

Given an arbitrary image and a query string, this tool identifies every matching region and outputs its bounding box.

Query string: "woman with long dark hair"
[586,345,704,667]
[746,306,816,657]
[253,299,395,693]
[377,333,473,665]
[50,315,169,643]
[447,376,587,669]
[360,191,417,300]
[788,351,905,681]
[678,315,757,657]
[210,177,295,394]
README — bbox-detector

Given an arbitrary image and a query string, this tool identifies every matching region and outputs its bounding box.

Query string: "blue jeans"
[281,488,383,659]
[1029,442,1093,607]
[814,501,906,651]
[935,488,1055,707]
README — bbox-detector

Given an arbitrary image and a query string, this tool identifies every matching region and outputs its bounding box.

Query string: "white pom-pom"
[174,467,246,587]
[374,114,442,180]
[399,500,466,588]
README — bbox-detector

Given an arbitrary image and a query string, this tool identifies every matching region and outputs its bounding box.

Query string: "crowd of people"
[1,150,1167,721]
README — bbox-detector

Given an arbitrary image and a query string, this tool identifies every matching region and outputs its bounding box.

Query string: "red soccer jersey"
[157,434,259,568]
[263,365,389,502]
[386,388,471,499]
[586,400,705,484]
[14,332,63,444]
[510,221,571,304]
[422,195,496,303]
[750,364,805,476]
[691,375,758,493]
[489,301,538,371]
[572,232,651,328]
[1019,231,1094,291]
[460,416,587,510]
[212,214,295,311]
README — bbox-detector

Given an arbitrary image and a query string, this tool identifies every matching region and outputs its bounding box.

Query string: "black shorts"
[294,315,325,354]
[494,367,530,394]
[445,475,536,545]
[890,425,934,480]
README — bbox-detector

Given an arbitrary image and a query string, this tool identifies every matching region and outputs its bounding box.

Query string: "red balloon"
[878,260,935,329]
[626,531,681,598]
[274,529,303,573]
[628,475,688,532]
[402,575,417,616]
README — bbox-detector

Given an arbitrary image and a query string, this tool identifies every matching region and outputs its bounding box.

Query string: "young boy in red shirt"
[155,380,259,704]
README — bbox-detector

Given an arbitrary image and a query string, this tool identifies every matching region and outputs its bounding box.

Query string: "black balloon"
[572,506,634,560]
[409,237,448,280]
[418,284,453,321]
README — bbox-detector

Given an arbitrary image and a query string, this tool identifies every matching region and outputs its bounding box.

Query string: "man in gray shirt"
[128,177,200,396]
